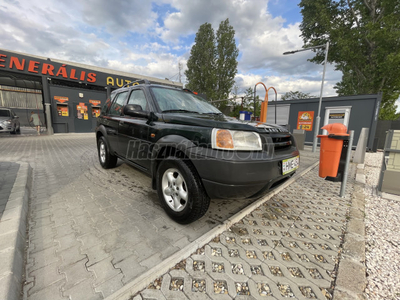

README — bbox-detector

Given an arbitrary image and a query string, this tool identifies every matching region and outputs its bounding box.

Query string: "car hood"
[0,116,11,121]
[161,113,289,133]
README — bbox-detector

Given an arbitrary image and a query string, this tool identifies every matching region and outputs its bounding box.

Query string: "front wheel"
[156,157,210,224]
[97,136,118,169]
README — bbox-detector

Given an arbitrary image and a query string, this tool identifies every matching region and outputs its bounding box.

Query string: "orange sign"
[54,96,69,103]
[89,99,101,106]
[297,111,314,131]
[77,102,87,110]
[76,102,88,120]
[57,105,69,117]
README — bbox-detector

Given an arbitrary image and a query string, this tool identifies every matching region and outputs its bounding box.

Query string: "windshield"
[151,87,222,114]
[0,110,11,117]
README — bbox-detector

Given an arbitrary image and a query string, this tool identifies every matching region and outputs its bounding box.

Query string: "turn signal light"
[216,130,234,149]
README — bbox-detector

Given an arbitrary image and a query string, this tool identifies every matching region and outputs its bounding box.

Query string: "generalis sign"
[0,51,137,88]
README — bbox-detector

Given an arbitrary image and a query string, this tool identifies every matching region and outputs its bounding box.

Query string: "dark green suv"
[96,80,299,224]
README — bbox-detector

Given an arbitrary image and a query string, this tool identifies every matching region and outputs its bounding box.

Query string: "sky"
[0,0,397,109]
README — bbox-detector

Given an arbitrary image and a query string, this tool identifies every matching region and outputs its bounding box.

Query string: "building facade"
[0,48,182,133]
[265,94,381,150]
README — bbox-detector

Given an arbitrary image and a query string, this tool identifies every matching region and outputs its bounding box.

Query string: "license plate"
[282,156,299,175]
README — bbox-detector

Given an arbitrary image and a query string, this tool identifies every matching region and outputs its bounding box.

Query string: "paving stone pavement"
[132,164,356,300]
[0,133,320,300]
[0,161,20,219]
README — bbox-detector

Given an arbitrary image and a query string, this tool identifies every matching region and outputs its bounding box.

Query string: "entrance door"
[323,106,351,135]
[74,101,92,132]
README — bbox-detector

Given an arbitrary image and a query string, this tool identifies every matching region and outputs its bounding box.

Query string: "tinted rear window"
[0,110,11,117]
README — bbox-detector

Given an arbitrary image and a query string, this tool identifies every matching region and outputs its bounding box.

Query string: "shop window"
[92,107,101,118]
[76,103,89,120]
[57,104,69,117]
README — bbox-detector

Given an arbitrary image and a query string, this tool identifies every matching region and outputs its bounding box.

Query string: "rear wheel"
[97,136,118,169]
[156,157,210,224]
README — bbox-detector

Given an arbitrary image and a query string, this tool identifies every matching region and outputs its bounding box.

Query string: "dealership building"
[0,48,182,133]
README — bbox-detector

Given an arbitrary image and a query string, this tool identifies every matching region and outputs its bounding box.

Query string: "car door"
[103,91,129,155]
[118,88,152,170]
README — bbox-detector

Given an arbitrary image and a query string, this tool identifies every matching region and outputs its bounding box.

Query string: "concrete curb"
[105,160,320,300]
[0,162,32,300]
[334,163,366,299]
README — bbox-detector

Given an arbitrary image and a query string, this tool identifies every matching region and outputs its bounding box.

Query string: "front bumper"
[0,123,13,133]
[187,146,300,199]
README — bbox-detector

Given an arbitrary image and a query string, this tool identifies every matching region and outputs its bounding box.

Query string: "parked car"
[0,107,20,134]
[96,80,300,224]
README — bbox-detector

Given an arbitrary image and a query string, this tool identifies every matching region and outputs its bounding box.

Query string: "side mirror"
[123,104,149,118]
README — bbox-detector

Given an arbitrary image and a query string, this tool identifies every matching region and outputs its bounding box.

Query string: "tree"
[281,91,316,100]
[299,0,400,120]
[185,19,239,102]
[215,19,239,101]
[185,23,216,100]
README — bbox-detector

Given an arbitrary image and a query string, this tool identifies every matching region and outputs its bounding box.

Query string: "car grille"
[262,133,293,152]
[272,135,293,150]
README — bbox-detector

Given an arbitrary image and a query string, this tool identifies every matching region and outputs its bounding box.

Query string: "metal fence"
[378,130,400,195]
[0,85,43,109]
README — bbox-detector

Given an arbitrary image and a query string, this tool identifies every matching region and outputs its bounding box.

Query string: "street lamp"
[283,41,330,152]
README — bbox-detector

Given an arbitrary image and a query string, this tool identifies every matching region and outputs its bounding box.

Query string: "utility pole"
[178,62,182,83]
[283,41,330,152]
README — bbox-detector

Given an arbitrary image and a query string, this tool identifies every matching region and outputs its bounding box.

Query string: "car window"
[102,93,116,115]
[0,109,11,117]
[109,91,128,116]
[127,89,148,111]
[151,87,221,114]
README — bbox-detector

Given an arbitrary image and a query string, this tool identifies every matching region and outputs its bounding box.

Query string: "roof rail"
[121,79,150,89]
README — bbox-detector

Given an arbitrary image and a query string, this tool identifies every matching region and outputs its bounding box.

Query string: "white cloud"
[0,0,342,98]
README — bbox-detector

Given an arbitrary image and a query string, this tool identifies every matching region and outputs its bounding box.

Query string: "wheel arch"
[150,135,197,190]
[96,125,116,155]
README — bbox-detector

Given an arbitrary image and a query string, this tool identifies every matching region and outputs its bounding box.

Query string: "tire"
[16,125,21,134]
[97,136,118,169]
[156,157,210,224]
[10,125,16,134]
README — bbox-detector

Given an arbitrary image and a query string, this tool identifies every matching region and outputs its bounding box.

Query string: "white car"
[0,107,20,134]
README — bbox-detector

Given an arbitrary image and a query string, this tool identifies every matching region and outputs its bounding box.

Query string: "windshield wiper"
[204,112,223,115]
[162,109,200,114]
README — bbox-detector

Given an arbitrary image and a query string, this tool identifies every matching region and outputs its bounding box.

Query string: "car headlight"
[211,128,262,151]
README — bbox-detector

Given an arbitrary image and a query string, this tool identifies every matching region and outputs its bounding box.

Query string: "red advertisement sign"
[54,96,69,103]
[297,111,314,131]
[89,99,102,106]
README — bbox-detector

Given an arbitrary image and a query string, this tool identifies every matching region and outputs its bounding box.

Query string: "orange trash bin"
[317,123,349,178]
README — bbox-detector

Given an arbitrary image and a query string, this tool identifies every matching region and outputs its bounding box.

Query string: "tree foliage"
[185,19,239,102]
[299,0,400,120]
[215,19,239,101]
[185,22,216,100]
[281,91,316,100]
[228,87,260,118]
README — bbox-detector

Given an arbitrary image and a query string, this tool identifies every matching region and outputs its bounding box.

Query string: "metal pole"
[253,85,257,120]
[340,130,354,197]
[275,92,277,124]
[312,41,330,153]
